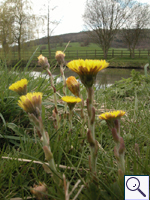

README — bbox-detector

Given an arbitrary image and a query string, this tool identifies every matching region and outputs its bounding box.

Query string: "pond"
[31,67,146,87]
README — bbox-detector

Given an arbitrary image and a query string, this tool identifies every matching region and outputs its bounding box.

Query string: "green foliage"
[1,61,150,199]
[0,61,55,146]
[102,69,150,98]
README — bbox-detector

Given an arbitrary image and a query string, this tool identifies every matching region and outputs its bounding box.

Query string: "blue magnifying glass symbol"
[126,177,146,197]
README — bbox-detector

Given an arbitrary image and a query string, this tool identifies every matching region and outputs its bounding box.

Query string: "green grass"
[0,59,150,199]
[0,42,150,68]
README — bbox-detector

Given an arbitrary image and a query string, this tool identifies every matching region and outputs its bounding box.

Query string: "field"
[0,57,150,199]
[1,42,150,68]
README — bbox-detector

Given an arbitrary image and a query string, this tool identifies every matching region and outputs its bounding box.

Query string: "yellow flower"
[9,78,28,95]
[61,96,81,103]
[37,54,50,69]
[99,110,125,121]
[18,92,43,117]
[55,51,65,64]
[67,59,109,88]
[66,76,80,97]
[61,96,81,110]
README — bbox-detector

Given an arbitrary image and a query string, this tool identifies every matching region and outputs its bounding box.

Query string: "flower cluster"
[8,49,129,197]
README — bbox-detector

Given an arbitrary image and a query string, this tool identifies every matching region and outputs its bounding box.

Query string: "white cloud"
[32,0,86,37]
[137,0,150,3]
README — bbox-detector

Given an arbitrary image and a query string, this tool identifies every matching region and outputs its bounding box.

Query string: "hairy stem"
[46,68,60,130]
[87,87,97,176]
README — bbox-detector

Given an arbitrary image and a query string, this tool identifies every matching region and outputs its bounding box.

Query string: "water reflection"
[31,67,145,86]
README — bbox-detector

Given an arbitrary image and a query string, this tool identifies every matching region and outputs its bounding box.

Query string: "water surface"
[31,67,145,86]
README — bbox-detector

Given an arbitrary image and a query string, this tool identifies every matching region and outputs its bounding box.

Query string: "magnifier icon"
[126,177,146,197]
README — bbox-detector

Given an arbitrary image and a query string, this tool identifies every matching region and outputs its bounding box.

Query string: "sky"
[0,0,147,39]
[32,0,87,38]
[0,0,149,38]
[31,0,150,38]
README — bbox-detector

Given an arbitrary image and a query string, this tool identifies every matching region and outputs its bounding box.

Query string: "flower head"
[66,76,80,97]
[38,54,50,69]
[55,51,65,65]
[61,96,81,110]
[99,110,125,121]
[18,92,43,117]
[99,110,125,129]
[67,59,109,88]
[9,78,28,95]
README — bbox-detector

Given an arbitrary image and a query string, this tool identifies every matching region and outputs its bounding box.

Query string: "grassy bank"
[0,42,150,68]
[0,59,150,199]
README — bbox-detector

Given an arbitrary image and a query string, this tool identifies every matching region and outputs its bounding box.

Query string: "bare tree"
[83,0,135,59]
[47,1,60,59]
[38,0,60,59]
[121,4,150,58]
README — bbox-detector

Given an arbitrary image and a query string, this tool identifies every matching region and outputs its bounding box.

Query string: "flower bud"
[38,55,50,69]
[55,51,65,65]
[66,76,80,97]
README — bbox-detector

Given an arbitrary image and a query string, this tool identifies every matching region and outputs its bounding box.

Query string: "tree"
[0,0,37,60]
[0,1,14,56]
[47,1,60,59]
[83,0,136,59]
[11,0,37,60]
[38,0,60,59]
[121,4,150,58]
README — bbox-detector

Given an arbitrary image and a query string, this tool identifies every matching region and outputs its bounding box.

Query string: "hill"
[29,29,150,50]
